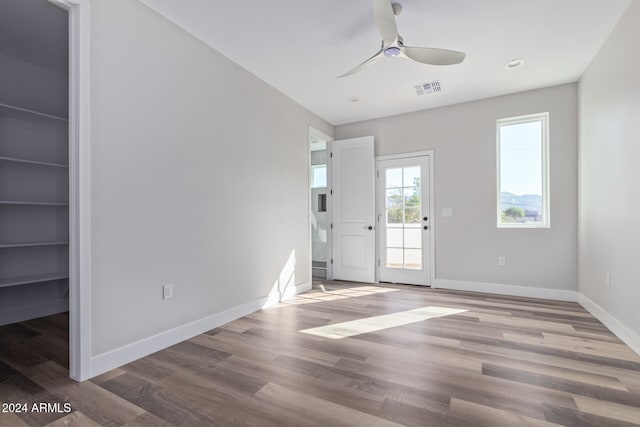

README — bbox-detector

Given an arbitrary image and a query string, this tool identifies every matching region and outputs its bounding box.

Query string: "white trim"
[428,152,436,286]
[91,280,312,378]
[376,150,436,287]
[90,295,268,379]
[434,279,578,302]
[263,281,309,309]
[578,293,640,356]
[48,0,92,382]
[377,151,435,161]
[429,279,640,357]
[496,112,550,229]
[326,139,333,280]
[296,281,312,295]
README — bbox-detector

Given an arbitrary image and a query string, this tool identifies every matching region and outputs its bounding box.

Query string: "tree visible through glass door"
[378,155,431,286]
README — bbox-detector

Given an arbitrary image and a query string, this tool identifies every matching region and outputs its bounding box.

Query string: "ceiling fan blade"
[336,49,384,78]
[373,0,397,47]
[401,46,466,66]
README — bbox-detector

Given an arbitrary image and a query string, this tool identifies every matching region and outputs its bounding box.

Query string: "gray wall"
[89,0,332,356]
[336,84,578,291]
[0,52,67,117]
[579,3,640,336]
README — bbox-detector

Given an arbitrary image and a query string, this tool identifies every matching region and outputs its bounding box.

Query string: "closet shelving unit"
[0,101,70,325]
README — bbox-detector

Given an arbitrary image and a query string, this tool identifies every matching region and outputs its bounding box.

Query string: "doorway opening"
[309,129,332,281]
[0,0,71,374]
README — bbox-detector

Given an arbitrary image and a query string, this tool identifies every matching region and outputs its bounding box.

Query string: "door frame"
[48,0,92,381]
[308,127,334,282]
[376,151,436,286]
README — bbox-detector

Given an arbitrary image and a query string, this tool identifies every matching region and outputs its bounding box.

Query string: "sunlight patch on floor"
[300,306,468,339]
[284,285,399,305]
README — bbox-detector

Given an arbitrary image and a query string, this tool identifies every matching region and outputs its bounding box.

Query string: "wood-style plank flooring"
[2,281,640,426]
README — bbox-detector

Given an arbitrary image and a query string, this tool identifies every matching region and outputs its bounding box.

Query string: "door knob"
[423,226,428,230]
[363,226,373,230]
[423,217,428,221]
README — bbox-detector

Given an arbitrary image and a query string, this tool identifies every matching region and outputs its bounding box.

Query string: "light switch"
[442,208,453,218]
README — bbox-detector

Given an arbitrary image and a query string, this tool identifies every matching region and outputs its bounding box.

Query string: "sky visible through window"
[311,165,327,188]
[499,120,542,196]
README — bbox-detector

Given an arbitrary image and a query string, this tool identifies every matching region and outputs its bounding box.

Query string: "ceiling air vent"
[413,80,442,96]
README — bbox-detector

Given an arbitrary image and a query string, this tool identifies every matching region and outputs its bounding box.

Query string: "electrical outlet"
[442,208,453,218]
[163,284,173,299]
[605,273,611,288]
[498,256,506,266]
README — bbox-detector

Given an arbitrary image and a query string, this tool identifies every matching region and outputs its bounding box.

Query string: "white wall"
[336,84,578,292]
[89,0,332,357]
[0,52,67,117]
[579,2,640,340]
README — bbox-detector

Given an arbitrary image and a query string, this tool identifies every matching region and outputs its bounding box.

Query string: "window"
[497,113,549,228]
[311,164,327,188]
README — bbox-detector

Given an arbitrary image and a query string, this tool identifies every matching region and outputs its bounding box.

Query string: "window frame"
[496,112,550,229]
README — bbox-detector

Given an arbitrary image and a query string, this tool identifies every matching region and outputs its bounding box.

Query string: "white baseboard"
[295,281,312,295]
[90,295,268,379]
[432,279,639,356]
[89,282,313,380]
[263,292,281,308]
[578,293,640,356]
[434,279,578,302]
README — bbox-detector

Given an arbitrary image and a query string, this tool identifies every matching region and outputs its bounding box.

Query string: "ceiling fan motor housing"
[384,47,401,57]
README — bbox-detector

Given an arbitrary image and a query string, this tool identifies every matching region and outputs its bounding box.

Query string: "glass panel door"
[378,156,430,285]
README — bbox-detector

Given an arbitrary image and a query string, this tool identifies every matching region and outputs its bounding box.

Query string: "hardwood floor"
[2,281,640,426]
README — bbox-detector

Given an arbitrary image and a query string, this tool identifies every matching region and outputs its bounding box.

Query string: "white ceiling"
[140,0,630,125]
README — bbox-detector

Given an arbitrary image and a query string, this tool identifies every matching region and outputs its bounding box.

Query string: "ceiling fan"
[337,0,466,78]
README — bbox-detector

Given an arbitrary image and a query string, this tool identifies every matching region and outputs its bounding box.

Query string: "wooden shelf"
[0,273,69,289]
[0,102,68,122]
[0,156,68,168]
[0,201,69,206]
[0,242,69,249]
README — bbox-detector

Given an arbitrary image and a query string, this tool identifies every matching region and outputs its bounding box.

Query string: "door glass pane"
[404,229,421,249]
[386,168,402,188]
[387,248,403,269]
[404,207,421,224]
[403,167,421,187]
[387,228,403,247]
[387,208,403,225]
[404,187,420,207]
[404,249,422,270]
[384,164,425,273]
[386,189,402,208]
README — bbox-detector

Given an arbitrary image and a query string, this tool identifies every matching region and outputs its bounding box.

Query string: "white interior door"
[331,137,375,283]
[378,155,431,285]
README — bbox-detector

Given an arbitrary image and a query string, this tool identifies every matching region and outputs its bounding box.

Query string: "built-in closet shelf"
[0,11,70,326]
[0,201,69,206]
[0,273,69,289]
[0,242,69,249]
[0,102,68,122]
[0,156,68,168]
